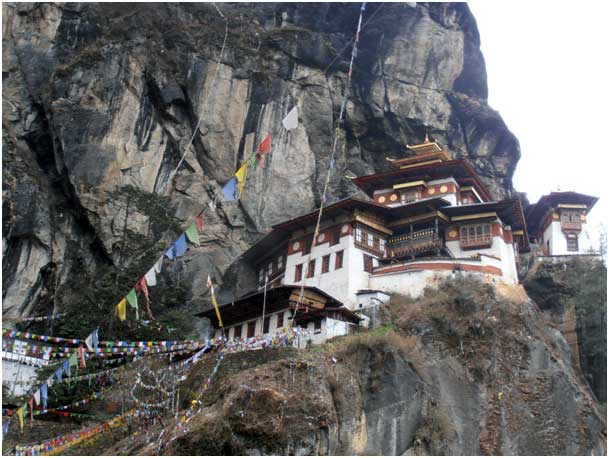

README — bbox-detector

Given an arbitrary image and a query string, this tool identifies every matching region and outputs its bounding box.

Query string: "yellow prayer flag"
[211,292,223,328]
[116,298,127,321]
[234,163,249,198]
[17,406,24,430]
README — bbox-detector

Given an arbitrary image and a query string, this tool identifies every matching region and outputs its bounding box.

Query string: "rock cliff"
[3,2,521,324]
[71,280,605,455]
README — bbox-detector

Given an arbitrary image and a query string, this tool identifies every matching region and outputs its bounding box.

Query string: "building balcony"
[386,229,443,259]
[561,221,581,231]
[459,236,492,250]
[354,240,386,257]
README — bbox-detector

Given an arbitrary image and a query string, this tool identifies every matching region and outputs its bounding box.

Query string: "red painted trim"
[373,261,503,277]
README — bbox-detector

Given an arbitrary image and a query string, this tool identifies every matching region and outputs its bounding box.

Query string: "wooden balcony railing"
[354,240,386,257]
[459,236,492,250]
[386,229,442,258]
[561,221,581,231]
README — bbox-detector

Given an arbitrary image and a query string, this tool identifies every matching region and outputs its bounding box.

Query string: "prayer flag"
[258,134,272,154]
[195,213,204,231]
[207,275,223,328]
[2,422,8,436]
[92,329,99,353]
[69,351,78,370]
[17,407,24,431]
[136,277,155,321]
[85,334,93,352]
[63,359,70,378]
[28,398,34,420]
[235,163,249,198]
[154,257,163,274]
[116,298,127,322]
[34,390,40,407]
[221,177,238,201]
[282,106,298,130]
[174,233,188,257]
[144,268,157,287]
[54,367,63,382]
[77,346,86,368]
[41,384,48,409]
[184,222,200,246]
[164,245,177,261]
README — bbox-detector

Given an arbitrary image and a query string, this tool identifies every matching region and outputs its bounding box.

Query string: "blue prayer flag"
[54,367,63,382]
[221,177,238,201]
[174,234,188,257]
[40,384,48,409]
[92,329,99,353]
[164,244,176,261]
[63,359,70,377]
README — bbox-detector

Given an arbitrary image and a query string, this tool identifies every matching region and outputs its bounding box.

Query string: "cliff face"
[524,257,607,404]
[2,2,520,321]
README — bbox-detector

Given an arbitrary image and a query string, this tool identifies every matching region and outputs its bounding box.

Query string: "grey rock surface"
[3,3,519,319]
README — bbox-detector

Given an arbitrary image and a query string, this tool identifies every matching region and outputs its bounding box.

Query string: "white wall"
[544,221,597,255]
[446,228,518,284]
[370,266,503,298]
[284,233,374,309]
[2,354,42,397]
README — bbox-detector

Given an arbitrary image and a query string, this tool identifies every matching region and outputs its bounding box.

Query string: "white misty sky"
[468,1,608,244]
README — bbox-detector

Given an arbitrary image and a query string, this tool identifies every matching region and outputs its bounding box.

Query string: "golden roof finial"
[424,133,430,143]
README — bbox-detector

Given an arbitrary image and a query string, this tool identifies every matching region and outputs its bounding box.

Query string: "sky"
[468,1,608,245]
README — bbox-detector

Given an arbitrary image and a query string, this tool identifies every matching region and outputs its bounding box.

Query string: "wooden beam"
[354,214,393,235]
[451,212,497,222]
[393,180,426,190]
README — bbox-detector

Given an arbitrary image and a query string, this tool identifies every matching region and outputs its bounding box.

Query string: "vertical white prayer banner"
[144,268,157,287]
[282,106,298,130]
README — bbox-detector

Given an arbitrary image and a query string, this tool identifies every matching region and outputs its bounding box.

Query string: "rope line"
[292,2,367,326]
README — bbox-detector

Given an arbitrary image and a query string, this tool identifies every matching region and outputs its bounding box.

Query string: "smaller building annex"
[526,191,599,256]
[196,285,361,346]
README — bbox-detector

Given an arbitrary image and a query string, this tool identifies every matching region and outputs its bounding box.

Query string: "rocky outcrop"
[524,256,607,404]
[3,4,520,323]
[100,280,605,455]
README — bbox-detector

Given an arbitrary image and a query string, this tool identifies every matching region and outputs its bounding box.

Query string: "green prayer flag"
[69,352,78,368]
[184,222,200,246]
[126,288,139,320]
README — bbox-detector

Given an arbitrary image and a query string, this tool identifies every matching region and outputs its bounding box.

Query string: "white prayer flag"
[84,334,94,352]
[282,106,298,130]
[34,390,40,406]
[144,268,157,287]
[154,256,163,274]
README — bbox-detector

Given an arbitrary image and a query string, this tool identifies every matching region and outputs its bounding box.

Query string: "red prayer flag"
[77,346,86,368]
[257,135,272,154]
[28,398,34,420]
[195,213,204,232]
[136,277,155,321]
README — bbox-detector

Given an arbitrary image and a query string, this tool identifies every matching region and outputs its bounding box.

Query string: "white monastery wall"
[544,221,597,255]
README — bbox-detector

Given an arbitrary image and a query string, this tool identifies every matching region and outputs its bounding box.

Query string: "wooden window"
[459,223,492,248]
[303,238,311,255]
[263,316,271,333]
[258,269,264,285]
[294,264,303,282]
[321,255,330,273]
[335,250,344,269]
[567,234,578,252]
[277,255,284,270]
[307,259,316,278]
[276,312,284,328]
[363,254,374,273]
[314,319,322,331]
[331,229,341,246]
[247,321,256,338]
[233,324,242,339]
